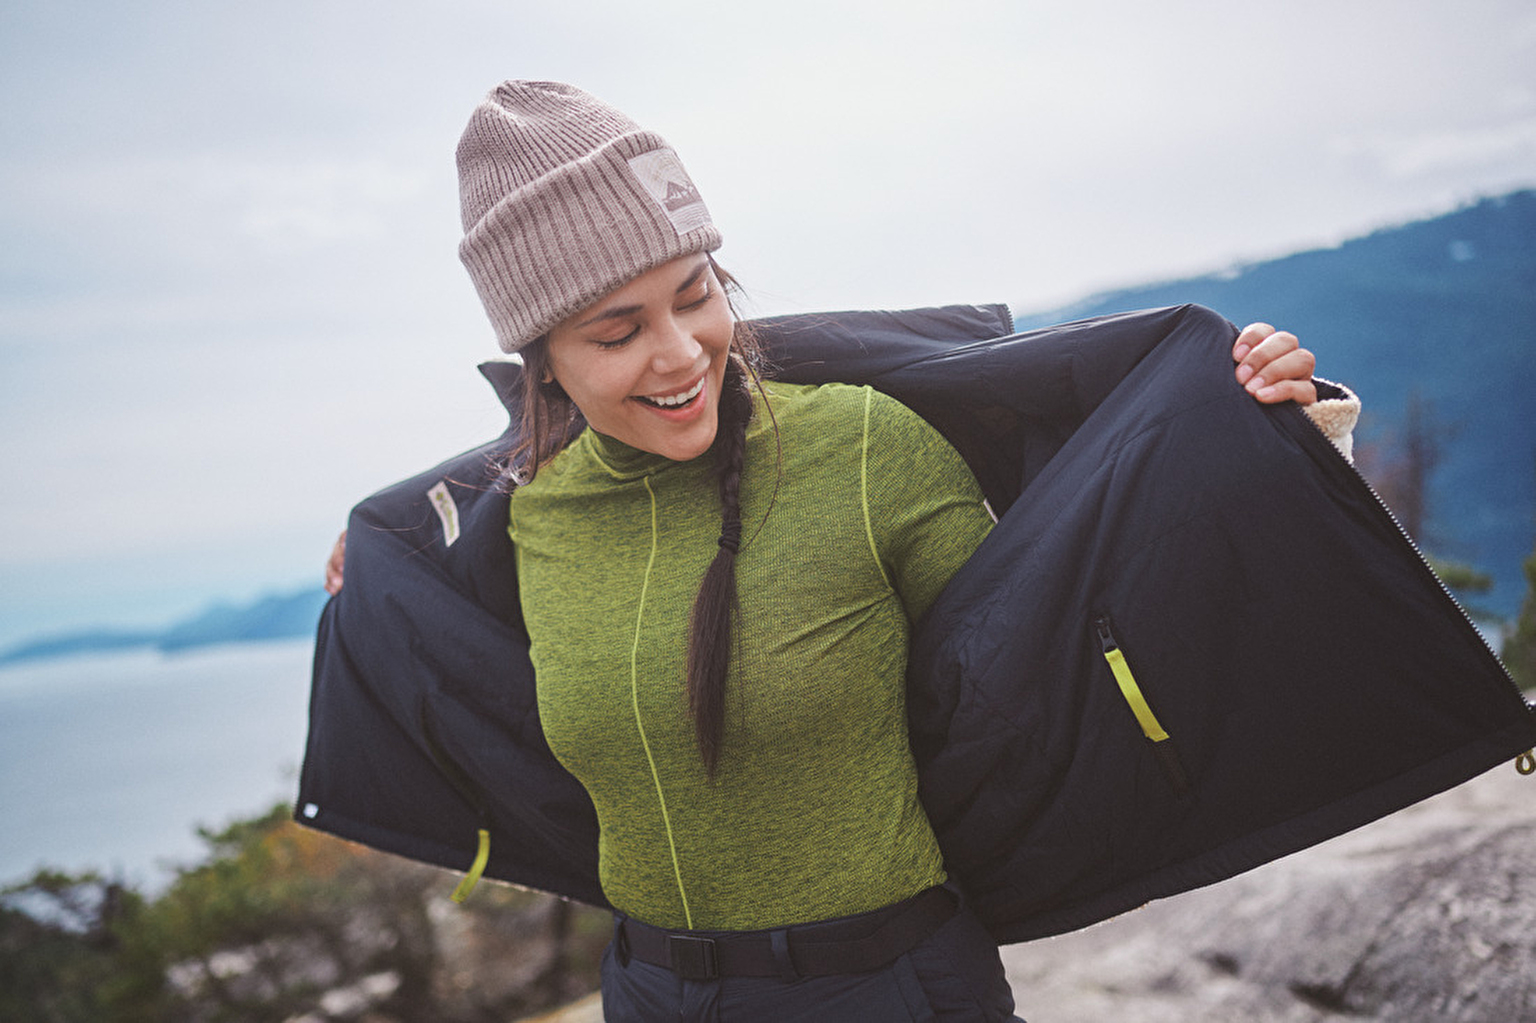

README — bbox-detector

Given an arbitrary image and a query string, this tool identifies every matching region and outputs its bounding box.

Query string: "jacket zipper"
[1095,615,1191,794]
[1306,408,1536,768]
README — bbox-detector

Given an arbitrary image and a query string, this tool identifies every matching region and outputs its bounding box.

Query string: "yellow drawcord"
[450,828,491,904]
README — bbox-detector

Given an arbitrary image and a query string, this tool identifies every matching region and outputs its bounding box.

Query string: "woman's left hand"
[324,530,347,596]
[1232,322,1317,405]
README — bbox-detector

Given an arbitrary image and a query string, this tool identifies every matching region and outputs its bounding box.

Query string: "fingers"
[324,530,347,595]
[1247,376,1318,405]
[1245,346,1318,403]
[1233,324,1318,405]
[1231,322,1274,363]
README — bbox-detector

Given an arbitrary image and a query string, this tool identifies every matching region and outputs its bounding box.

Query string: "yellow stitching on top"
[860,387,893,591]
[631,476,693,928]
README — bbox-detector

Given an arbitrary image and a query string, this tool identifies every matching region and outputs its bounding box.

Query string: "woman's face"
[545,255,735,462]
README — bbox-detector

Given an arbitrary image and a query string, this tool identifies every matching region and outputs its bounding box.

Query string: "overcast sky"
[2,0,1533,647]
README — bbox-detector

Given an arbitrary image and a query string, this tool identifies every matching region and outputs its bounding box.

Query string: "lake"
[0,639,315,891]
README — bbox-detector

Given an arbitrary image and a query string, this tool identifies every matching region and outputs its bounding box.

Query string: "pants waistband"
[612,884,959,981]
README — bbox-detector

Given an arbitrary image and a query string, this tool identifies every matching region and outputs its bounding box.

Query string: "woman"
[317,80,1355,1021]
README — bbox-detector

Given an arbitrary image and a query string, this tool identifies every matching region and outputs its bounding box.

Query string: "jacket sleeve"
[296,442,607,907]
[903,304,1535,943]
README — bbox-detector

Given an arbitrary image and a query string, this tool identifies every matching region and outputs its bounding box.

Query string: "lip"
[630,372,709,422]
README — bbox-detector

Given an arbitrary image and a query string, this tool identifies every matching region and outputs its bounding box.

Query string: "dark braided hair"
[505,260,770,774]
[685,353,753,774]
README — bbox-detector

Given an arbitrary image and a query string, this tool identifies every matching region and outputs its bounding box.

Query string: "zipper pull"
[1095,616,1117,653]
[1093,614,1189,793]
[1518,750,1535,776]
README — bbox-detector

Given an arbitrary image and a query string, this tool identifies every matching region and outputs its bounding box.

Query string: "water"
[0,639,315,891]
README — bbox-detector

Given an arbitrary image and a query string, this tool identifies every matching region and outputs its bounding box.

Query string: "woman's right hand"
[324,530,347,595]
[1232,322,1317,405]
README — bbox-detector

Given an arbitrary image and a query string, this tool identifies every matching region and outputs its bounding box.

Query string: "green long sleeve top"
[509,381,996,930]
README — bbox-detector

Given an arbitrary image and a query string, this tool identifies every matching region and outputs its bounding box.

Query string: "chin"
[662,425,719,463]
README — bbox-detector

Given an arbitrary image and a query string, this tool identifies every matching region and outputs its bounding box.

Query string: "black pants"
[600,892,1024,1022]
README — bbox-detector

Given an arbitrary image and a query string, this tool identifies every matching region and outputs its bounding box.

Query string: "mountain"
[0,588,330,666]
[157,590,333,651]
[5,193,1532,665]
[1014,190,1536,622]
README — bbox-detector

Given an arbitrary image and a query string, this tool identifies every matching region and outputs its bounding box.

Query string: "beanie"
[457,80,722,353]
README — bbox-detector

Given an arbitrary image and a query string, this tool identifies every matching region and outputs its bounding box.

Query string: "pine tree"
[1502,540,1536,690]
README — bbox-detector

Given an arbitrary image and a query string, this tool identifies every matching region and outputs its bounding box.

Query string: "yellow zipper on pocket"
[1095,615,1190,793]
[1096,617,1171,743]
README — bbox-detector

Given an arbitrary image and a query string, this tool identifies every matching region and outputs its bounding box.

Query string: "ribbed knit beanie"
[457,81,722,353]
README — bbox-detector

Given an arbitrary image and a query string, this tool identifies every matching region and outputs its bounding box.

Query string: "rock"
[1002,763,1536,1022]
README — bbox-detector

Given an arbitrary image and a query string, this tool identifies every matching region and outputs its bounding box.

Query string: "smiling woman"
[297,80,1398,1023]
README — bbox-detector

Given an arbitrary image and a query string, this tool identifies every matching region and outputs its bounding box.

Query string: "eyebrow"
[573,259,711,329]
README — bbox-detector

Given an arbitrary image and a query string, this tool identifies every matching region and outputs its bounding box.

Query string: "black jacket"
[297,302,1535,944]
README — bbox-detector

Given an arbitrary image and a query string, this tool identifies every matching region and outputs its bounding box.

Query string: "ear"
[538,371,569,401]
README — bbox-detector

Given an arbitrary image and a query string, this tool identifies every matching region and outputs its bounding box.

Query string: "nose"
[649,315,702,375]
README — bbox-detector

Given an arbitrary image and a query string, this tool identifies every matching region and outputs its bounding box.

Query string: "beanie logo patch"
[627,149,710,236]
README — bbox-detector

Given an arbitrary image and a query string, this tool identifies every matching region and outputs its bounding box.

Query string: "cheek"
[563,374,623,420]
[547,352,646,425]
[708,315,737,363]
[548,346,606,396]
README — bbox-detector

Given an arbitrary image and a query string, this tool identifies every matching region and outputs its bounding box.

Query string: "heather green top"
[509,382,995,930]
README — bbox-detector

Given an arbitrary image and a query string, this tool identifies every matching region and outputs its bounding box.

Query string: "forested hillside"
[1016,190,1536,621]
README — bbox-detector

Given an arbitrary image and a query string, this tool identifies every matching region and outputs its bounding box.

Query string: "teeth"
[643,378,703,407]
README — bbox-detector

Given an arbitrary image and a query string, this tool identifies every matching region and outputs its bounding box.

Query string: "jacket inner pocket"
[1095,616,1191,795]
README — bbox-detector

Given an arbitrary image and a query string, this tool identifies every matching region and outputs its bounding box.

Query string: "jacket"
[297,302,1536,944]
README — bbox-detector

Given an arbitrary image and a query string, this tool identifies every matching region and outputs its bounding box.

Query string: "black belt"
[613,884,959,981]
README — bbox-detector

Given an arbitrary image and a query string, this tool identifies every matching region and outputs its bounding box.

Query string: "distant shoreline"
[0,587,328,667]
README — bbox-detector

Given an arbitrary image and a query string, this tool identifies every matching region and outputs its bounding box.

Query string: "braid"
[685,353,752,774]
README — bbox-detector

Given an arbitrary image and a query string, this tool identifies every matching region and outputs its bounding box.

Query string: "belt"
[613,884,959,981]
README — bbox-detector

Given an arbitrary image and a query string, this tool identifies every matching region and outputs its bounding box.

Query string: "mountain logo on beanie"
[627,149,711,236]
[664,179,702,212]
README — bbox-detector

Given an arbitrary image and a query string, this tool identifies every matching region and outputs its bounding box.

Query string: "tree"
[1424,556,1499,626]
[0,871,139,1023]
[1359,391,1459,548]
[1357,391,1498,624]
[1502,539,1536,690]
[2,805,609,1022]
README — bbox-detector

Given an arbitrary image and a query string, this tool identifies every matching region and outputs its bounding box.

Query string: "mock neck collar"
[586,429,674,480]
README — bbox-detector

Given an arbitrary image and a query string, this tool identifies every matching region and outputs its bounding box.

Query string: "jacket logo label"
[627,149,710,236]
[427,481,460,547]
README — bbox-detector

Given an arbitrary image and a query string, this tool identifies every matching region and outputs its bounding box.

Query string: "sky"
[2,0,1534,648]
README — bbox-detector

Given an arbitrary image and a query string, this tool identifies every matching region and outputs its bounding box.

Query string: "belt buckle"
[667,934,719,980]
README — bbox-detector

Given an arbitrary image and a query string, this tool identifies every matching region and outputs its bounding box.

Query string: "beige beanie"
[457,81,722,353]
